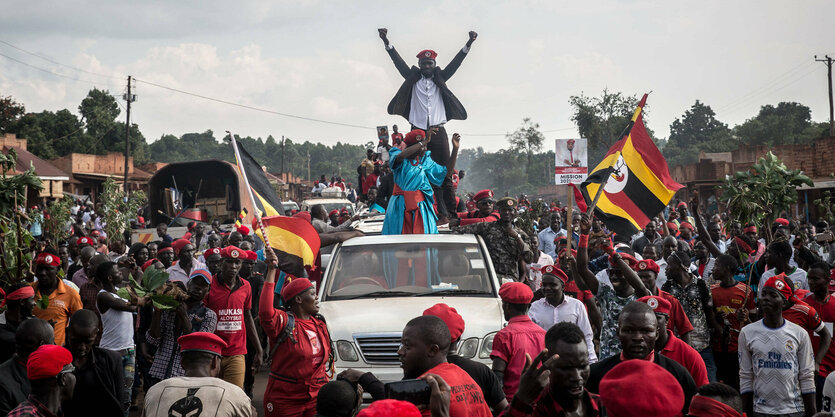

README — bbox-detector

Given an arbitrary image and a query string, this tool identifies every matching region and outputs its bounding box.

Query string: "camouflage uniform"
[452,221,535,282]
[596,284,637,360]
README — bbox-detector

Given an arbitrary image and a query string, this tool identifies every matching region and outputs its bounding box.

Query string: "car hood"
[320,296,504,340]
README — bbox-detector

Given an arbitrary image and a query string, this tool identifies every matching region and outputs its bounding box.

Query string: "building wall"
[51,152,135,175]
[0,133,27,151]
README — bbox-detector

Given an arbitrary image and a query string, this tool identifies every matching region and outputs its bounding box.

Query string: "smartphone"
[385,379,430,406]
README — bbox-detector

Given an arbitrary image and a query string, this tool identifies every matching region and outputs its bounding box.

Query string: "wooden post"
[565,186,574,254]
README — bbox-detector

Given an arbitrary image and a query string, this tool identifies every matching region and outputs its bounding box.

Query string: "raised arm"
[379,28,411,78]
[445,133,460,179]
[441,31,477,80]
[613,253,650,297]
[395,128,434,164]
[577,214,600,295]
[691,193,723,258]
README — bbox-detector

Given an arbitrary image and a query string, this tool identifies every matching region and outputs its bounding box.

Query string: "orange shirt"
[31,279,83,345]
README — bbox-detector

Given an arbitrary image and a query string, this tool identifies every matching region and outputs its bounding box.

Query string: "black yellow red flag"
[578,94,683,236]
[232,140,282,218]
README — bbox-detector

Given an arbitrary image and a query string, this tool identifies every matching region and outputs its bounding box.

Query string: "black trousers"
[714,350,739,392]
[412,124,456,218]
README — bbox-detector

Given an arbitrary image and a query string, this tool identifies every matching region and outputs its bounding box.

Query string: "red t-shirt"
[564,280,593,304]
[803,292,835,377]
[782,299,825,337]
[659,290,695,338]
[710,282,756,352]
[362,174,378,194]
[659,330,709,386]
[204,277,252,356]
[490,315,546,399]
[421,363,492,417]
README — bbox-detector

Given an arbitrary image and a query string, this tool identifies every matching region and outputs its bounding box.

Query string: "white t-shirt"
[142,376,253,417]
[97,289,135,351]
[761,267,808,291]
[739,319,815,415]
[529,297,597,363]
[528,252,554,291]
[822,371,835,412]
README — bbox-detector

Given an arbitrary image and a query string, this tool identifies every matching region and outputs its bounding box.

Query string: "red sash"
[393,184,425,234]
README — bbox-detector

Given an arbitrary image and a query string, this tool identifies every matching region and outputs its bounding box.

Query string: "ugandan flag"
[234,208,248,229]
[232,140,282,218]
[577,94,683,236]
[254,216,320,269]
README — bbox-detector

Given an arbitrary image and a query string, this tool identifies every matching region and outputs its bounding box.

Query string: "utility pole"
[816,55,834,138]
[122,76,136,194]
[307,151,311,182]
[280,135,285,174]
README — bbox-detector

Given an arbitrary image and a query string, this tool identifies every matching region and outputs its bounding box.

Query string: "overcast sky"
[1,0,833,153]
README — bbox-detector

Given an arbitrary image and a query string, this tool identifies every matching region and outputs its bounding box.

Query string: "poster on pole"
[377,125,389,141]
[554,138,588,184]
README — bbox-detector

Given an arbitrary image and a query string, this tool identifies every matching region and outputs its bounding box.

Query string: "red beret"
[245,250,258,261]
[474,189,494,202]
[775,218,789,226]
[541,265,568,283]
[281,278,314,302]
[293,211,312,223]
[27,344,73,380]
[635,259,660,274]
[416,49,437,60]
[141,258,159,272]
[423,303,465,342]
[557,248,577,258]
[637,295,672,316]
[188,269,212,285]
[567,139,575,145]
[236,225,250,235]
[763,273,793,300]
[499,282,533,304]
[608,253,639,269]
[678,221,694,231]
[220,246,245,259]
[677,202,687,208]
[76,236,94,246]
[403,129,425,147]
[357,399,421,417]
[178,332,227,356]
[329,209,339,216]
[599,359,684,417]
[203,248,221,259]
[666,222,679,231]
[172,238,191,256]
[34,252,61,267]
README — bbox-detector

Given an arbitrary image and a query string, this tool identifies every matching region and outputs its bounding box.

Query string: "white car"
[318,234,504,382]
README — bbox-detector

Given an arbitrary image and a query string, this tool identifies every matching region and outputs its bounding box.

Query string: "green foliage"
[100,177,147,243]
[813,190,835,225]
[0,95,25,134]
[0,149,43,214]
[734,102,828,147]
[506,118,545,181]
[0,149,41,286]
[663,100,735,167]
[142,266,169,292]
[43,197,73,243]
[516,199,547,236]
[569,89,641,167]
[719,152,813,240]
[117,268,180,310]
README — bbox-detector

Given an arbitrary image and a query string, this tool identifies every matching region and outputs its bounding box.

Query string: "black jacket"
[63,347,124,417]
[0,356,28,415]
[385,46,469,123]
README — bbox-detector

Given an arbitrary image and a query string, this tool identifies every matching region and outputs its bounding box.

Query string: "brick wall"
[51,152,135,175]
[0,133,27,151]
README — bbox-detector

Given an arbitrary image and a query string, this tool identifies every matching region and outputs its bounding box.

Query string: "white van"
[318,234,504,382]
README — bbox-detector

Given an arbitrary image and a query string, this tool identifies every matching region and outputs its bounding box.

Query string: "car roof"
[340,233,478,246]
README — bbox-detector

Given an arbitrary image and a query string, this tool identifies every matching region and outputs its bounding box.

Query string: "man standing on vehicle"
[452,197,534,282]
[449,189,499,226]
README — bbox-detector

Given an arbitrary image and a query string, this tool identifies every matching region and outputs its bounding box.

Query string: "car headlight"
[457,337,479,358]
[336,340,359,362]
[478,332,497,359]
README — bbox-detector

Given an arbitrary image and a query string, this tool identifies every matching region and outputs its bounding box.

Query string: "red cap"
[567,139,575,145]
[473,189,494,202]
[245,250,258,261]
[27,344,73,380]
[203,248,221,259]
[76,236,94,246]
[293,211,312,223]
[666,222,679,232]
[416,49,437,60]
[599,359,684,417]
[177,332,227,356]
[141,258,159,272]
[637,295,672,316]
[329,209,339,216]
[172,238,191,256]
[220,246,245,259]
[499,282,533,304]
[635,259,660,274]
[403,129,425,147]
[677,202,687,209]
[763,273,793,300]
[358,399,421,417]
[281,278,314,302]
[236,225,250,235]
[423,303,465,342]
[188,269,212,285]
[679,221,694,231]
[775,218,789,226]
[34,252,61,267]
[541,265,569,283]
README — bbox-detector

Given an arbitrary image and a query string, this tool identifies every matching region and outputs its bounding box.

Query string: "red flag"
[254,216,320,266]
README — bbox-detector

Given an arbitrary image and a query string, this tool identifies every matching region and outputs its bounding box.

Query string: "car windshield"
[324,242,494,300]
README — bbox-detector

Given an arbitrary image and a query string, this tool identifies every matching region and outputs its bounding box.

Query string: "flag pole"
[227,131,276,258]
[585,152,619,215]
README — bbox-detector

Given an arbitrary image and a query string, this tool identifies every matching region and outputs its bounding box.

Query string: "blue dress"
[381,147,447,235]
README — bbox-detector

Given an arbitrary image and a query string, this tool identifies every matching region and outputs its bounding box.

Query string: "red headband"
[157,247,174,254]
[733,236,754,255]
[688,395,742,417]
[744,225,757,233]
[0,286,35,308]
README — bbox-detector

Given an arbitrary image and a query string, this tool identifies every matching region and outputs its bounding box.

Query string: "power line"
[0,52,121,88]
[717,59,815,112]
[0,39,123,81]
[722,64,823,118]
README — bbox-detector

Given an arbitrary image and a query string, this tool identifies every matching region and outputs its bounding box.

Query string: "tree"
[719,151,813,241]
[100,177,146,243]
[78,88,120,142]
[0,95,25,134]
[569,89,641,167]
[506,118,544,181]
[12,110,86,160]
[0,148,43,285]
[734,102,828,146]
[663,100,734,166]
